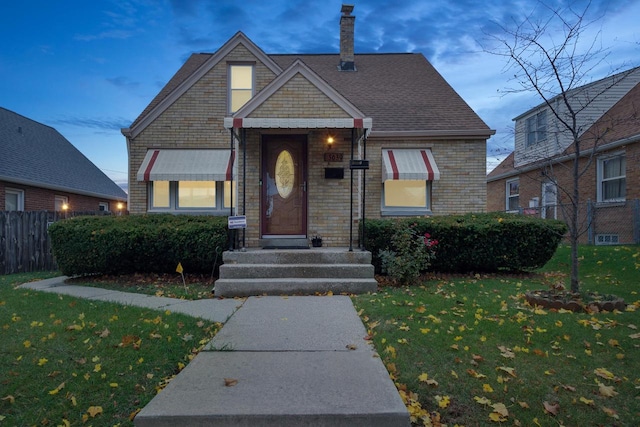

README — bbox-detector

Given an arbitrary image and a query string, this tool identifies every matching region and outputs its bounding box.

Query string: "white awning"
[381,149,440,182]
[136,149,234,181]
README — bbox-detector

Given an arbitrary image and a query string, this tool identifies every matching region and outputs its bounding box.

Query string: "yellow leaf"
[474,396,492,406]
[450,370,458,379]
[435,395,450,408]
[608,339,619,347]
[60,419,70,427]
[594,368,615,380]
[598,382,618,397]
[601,406,619,419]
[579,396,595,406]
[418,373,429,382]
[483,383,494,393]
[492,402,509,416]
[48,382,65,395]
[93,364,101,373]
[110,383,118,388]
[1,395,15,404]
[497,366,517,377]
[37,358,48,366]
[23,340,31,348]
[420,328,431,334]
[489,412,507,422]
[86,406,103,418]
[534,308,547,315]
[518,401,529,409]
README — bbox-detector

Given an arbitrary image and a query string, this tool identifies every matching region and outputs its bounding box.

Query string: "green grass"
[353,245,640,426]
[0,272,221,426]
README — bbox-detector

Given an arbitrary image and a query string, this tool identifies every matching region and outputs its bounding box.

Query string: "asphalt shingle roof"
[1,107,127,200]
[130,51,491,134]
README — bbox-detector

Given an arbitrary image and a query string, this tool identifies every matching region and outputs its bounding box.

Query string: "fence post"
[634,199,640,245]
[587,199,594,245]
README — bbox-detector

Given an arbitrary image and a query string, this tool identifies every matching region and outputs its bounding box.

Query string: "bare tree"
[487,1,637,292]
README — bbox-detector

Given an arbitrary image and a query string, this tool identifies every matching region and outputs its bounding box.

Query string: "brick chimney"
[339,4,355,71]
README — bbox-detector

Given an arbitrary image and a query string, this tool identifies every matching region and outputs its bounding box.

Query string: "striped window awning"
[381,149,440,182]
[136,149,235,182]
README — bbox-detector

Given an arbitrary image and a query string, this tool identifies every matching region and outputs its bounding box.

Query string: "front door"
[261,135,307,237]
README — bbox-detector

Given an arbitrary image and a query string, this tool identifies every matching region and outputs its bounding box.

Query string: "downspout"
[361,129,367,251]
[242,128,246,249]
[229,129,235,251]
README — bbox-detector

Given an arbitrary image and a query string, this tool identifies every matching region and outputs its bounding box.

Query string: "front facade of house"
[1,107,127,213]
[124,6,494,248]
[487,69,640,244]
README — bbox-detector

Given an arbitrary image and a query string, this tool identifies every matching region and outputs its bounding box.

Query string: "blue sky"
[2,0,639,189]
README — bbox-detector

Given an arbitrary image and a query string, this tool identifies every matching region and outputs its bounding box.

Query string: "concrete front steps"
[214,248,378,297]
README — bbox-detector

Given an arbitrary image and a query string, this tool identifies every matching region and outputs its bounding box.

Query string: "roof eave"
[0,176,127,201]
[369,129,495,140]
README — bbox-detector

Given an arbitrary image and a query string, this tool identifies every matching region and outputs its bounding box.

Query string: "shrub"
[49,214,229,276]
[364,213,567,274]
[378,221,438,285]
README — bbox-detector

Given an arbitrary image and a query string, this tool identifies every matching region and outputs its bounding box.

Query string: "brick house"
[1,107,127,213]
[123,5,494,249]
[487,68,640,244]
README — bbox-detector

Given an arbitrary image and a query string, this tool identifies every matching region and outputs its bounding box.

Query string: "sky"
[2,0,639,190]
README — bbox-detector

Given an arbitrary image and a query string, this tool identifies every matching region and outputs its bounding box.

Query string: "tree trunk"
[570,143,580,293]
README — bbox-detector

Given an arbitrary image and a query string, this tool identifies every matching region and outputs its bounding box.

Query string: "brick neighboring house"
[487,67,640,244]
[123,5,494,249]
[1,107,127,212]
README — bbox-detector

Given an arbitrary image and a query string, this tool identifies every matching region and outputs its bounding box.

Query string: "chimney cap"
[341,4,354,15]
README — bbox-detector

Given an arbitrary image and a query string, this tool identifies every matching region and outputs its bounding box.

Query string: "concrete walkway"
[20,277,410,426]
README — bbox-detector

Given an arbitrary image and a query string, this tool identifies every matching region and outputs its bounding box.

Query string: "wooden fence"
[0,211,115,275]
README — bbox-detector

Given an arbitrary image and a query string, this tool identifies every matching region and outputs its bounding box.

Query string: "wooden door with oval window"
[261,135,307,237]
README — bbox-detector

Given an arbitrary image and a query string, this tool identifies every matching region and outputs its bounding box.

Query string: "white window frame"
[228,63,254,114]
[525,110,547,147]
[54,195,69,212]
[98,202,109,212]
[597,153,626,203]
[5,188,25,211]
[505,178,520,212]
[148,181,235,214]
[381,180,432,216]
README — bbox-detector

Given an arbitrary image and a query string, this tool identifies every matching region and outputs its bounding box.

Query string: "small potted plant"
[311,235,323,247]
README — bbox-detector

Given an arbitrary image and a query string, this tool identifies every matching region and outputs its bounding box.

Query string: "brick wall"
[0,180,125,212]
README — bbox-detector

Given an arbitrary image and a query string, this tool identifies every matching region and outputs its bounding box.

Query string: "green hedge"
[363,213,567,274]
[49,214,229,276]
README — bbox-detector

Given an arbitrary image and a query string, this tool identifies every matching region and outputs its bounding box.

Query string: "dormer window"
[229,64,254,113]
[526,110,547,147]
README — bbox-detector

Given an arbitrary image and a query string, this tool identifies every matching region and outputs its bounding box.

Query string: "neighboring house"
[487,67,640,244]
[1,107,127,212]
[123,5,494,249]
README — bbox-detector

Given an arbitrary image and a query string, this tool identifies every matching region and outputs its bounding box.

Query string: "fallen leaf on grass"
[224,378,238,387]
[98,328,110,338]
[543,401,559,416]
[498,345,515,359]
[467,369,487,379]
[474,396,492,406]
[598,382,618,397]
[48,382,65,395]
[579,396,595,406]
[594,368,615,380]
[489,403,509,422]
[497,366,517,377]
[629,332,640,339]
[560,384,576,392]
[1,395,15,404]
[86,406,103,418]
[601,406,619,419]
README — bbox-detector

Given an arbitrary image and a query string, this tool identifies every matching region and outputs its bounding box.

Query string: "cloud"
[106,76,140,90]
[50,116,131,131]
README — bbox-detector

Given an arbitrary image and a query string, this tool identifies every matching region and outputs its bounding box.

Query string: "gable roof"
[125,33,494,139]
[1,107,127,200]
[487,80,640,181]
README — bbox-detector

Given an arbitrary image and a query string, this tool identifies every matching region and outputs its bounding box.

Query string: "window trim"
[597,152,626,203]
[505,178,520,212]
[525,110,547,147]
[381,180,432,216]
[228,63,255,114]
[54,195,69,212]
[148,180,235,214]
[98,202,109,212]
[5,188,25,211]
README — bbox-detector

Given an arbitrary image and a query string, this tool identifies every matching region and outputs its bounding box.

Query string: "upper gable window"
[526,110,547,147]
[229,64,254,113]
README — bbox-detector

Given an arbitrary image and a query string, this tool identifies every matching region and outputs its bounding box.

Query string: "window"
[54,196,69,211]
[5,188,24,211]
[526,110,547,147]
[229,64,253,113]
[381,180,431,216]
[98,202,109,212]
[149,181,235,212]
[506,179,519,211]
[598,154,625,202]
[541,181,557,219]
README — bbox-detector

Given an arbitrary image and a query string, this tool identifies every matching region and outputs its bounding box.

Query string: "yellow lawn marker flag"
[176,262,187,291]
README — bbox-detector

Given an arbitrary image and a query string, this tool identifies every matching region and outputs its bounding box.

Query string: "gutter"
[487,133,640,182]
[0,176,127,201]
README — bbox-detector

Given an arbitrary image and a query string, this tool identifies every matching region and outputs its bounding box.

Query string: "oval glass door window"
[275,149,295,198]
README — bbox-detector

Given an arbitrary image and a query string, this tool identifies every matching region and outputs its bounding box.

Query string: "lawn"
[0,272,221,427]
[352,245,640,426]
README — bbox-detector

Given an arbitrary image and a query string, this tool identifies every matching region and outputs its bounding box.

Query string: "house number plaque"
[324,152,344,162]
